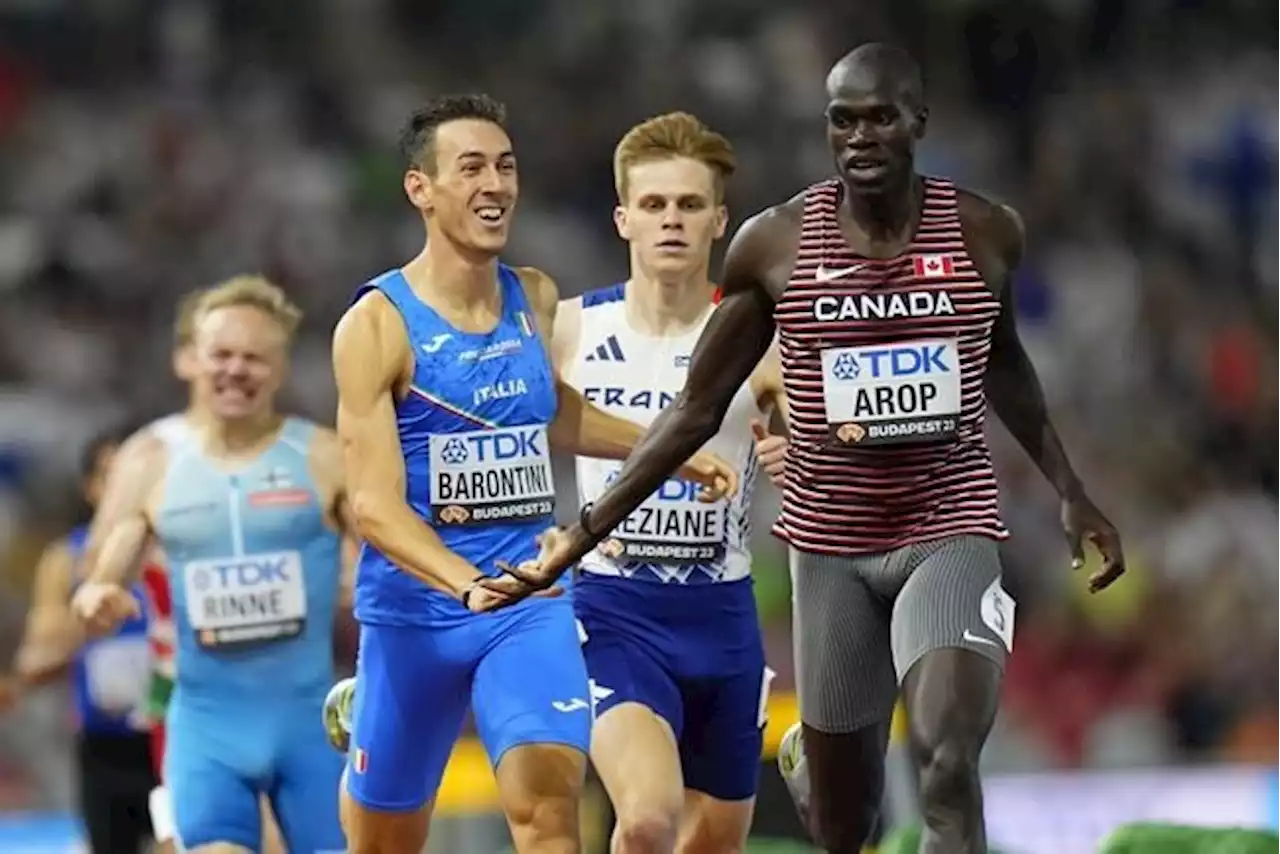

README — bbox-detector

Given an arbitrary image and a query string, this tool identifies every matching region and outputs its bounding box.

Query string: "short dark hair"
[79,420,144,480]
[398,93,508,174]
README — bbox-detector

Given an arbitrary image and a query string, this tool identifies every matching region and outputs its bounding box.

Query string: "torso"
[564,282,763,586]
[352,264,559,627]
[149,417,342,701]
[771,177,1008,555]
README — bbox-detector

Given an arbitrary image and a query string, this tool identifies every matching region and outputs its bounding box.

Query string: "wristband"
[579,502,601,539]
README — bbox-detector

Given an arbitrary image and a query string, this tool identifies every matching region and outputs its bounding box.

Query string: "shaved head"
[826,43,924,112]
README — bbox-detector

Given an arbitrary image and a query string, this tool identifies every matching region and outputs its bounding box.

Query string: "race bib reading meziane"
[821,339,961,446]
[598,468,726,565]
[429,425,556,526]
[184,550,306,649]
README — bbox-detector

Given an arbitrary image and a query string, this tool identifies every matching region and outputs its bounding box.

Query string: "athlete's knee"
[614,803,680,854]
[675,798,751,854]
[497,744,585,853]
[913,734,980,811]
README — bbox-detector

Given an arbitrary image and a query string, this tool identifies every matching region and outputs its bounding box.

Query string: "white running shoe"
[777,721,811,820]
[322,677,355,754]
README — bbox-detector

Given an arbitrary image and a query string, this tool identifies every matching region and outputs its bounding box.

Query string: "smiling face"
[191,305,288,422]
[404,118,518,258]
[614,156,727,280]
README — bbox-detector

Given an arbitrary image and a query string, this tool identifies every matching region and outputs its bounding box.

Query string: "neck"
[406,232,499,309]
[625,263,715,336]
[204,411,282,456]
[844,173,921,243]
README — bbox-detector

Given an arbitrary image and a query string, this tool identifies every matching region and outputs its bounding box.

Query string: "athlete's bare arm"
[308,426,358,610]
[85,435,166,587]
[12,538,81,687]
[527,202,800,579]
[749,340,790,486]
[333,292,485,598]
[519,267,733,491]
[962,192,1125,591]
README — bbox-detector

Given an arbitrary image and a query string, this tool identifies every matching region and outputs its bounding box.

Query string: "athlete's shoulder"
[513,266,560,315]
[723,192,807,299]
[955,187,1025,268]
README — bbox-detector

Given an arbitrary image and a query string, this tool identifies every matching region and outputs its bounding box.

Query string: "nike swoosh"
[814,263,868,282]
[962,629,1001,648]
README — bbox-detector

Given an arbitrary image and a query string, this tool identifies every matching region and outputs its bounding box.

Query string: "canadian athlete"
[332,94,734,854]
[3,423,155,854]
[475,44,1126,854]
[73,276,352,854]
[552,112,786,854]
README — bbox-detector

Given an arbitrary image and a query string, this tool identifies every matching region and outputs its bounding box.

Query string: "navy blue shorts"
[345,596,591,812]
[574,574,770,802]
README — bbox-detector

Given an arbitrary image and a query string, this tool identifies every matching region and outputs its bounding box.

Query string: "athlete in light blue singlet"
[73,276,353,854]
[329,94,734,854]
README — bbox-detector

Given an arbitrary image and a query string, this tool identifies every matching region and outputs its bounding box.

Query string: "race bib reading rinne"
[429,425,556,526]
[184,551,306,649]
[821,339,962,446]
[598,469,726,565]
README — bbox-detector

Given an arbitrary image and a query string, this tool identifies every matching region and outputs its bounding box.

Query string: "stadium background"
[0,0,1274,851]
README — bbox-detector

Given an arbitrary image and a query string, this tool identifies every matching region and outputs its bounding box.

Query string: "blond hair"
[613,112,737,203]
[194,275,303,341]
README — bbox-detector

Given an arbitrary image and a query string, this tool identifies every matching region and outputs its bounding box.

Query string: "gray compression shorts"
[789,535,1015,733]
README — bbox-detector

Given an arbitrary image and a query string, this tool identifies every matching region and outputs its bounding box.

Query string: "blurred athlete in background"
[74,276,353,854]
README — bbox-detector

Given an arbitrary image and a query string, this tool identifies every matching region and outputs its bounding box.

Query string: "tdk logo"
[195,557,291,589]
[440,428,544,466]
[832,345,951,381]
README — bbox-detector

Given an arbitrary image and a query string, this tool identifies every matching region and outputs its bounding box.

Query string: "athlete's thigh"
[889,535,1014,682]
[472,598,591,767]
[578,605,683,735]
[345,621,472,813]
[165,710,261,851]
[271,722,346,853]
[790,547,897,732]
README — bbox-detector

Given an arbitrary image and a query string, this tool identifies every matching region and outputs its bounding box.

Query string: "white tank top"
[564,283,764,584]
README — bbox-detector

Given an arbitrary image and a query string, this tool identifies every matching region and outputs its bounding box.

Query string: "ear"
[613,205,630,241]
[713,204,728,240]
[404,168,433,213]
[914,106,929,140]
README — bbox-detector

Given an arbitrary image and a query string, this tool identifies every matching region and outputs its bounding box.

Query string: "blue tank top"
[152,418,341,704]
[66,526,151,736]
[352,265,559,627]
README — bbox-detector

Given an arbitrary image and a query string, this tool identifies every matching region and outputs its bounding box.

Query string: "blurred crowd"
[0,0,1274,812]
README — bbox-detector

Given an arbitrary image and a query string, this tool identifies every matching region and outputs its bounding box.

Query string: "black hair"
[828,43,926,111]
[79,419,145,481]
[398,93,509,174]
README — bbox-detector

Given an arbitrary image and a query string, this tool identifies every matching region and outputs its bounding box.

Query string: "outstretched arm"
[12,539,80,689]
[333,293,483,599]
[561,209,787,564]
[522,268,733,491]
[308,427,359,611]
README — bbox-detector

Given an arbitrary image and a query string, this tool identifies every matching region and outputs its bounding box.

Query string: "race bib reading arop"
[821,339,962,446]
[597,468,726,565]
[183,550,306,649]
[429,425,556,526]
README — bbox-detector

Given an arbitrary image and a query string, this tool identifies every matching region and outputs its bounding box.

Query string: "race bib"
[184,551,306,650]
[429,425,556,526]
[598,469,726,565]
[821,339,961,446]
[84,636,151,715]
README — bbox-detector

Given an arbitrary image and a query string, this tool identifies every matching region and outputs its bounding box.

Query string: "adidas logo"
[584,335,625,362]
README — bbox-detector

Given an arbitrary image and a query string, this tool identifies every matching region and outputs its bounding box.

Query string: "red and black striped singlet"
[772,177,1009,555]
